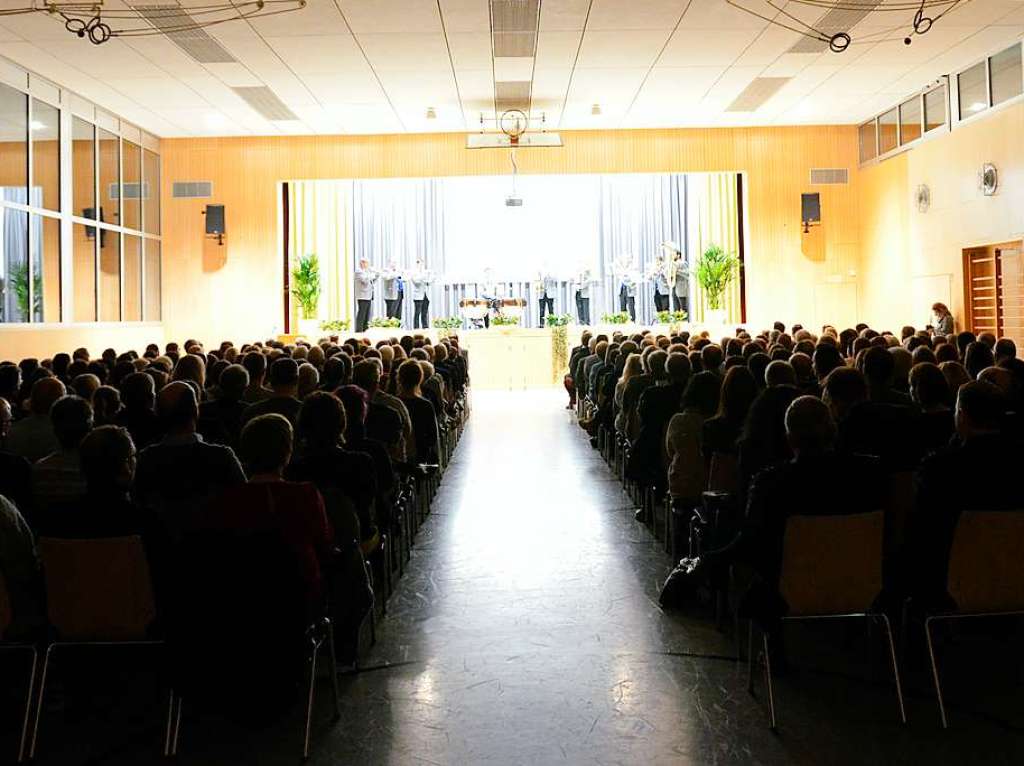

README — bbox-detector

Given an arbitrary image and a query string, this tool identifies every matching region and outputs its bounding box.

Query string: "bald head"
[157,381,199,433]
[785,395,836,454]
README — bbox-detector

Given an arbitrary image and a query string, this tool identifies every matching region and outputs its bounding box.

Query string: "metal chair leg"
[326,620,341,721]
[925,616,948,728]
[303,637,320,760]
[877,614,907,724]
[747,621,755,694]
[763,633,777,730]
[16,647,37,764]
[28,644,55,760]
[163,689,175,757]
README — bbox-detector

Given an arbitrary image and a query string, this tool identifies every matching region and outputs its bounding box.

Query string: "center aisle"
[325,388,760,765]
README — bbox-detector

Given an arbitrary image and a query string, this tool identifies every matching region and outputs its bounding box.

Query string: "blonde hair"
[620,353,643,384]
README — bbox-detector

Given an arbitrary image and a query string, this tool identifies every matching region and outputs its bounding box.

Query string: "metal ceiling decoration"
[0,1,307,45]
[725,0,972,53]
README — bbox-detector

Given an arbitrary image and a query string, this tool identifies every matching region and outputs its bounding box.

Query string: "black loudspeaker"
[801,193,821,226]
[205,204,225,235]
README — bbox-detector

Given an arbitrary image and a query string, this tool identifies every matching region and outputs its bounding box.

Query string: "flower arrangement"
[600,311,631,324]
[432,317,463,330]
[368,317,402,328]
[545,313,573,327]
[656,310,689,324]
[491,314,521,326]
[319,318,350,332]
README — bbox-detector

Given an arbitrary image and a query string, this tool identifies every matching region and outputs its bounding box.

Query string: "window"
[123,233,142,321]
[990,43,1022,106]
[1,208,28,323]
[98,129,119,228]
[858,120,877,162]
[73,118,95,219]
[0,83,27,198]
[33,214,60,322]
[958,60,988,119]
[878,107,898,153]
[73,223,97,322]
[123,140,141,231]
[924,86,947,132]
[144,239,161,320]
[143,149,160,234]
[32,99,59,212]
[99,229,120,321]
[899,96,922,144]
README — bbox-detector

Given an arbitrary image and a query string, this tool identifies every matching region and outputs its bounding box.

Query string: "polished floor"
[6,389,1024,764]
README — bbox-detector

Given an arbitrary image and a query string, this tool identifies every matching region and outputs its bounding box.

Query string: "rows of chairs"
[1,391,471,763]
[578,395,1024,732]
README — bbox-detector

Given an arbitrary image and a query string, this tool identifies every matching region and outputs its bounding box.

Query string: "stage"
[286,323,737,391]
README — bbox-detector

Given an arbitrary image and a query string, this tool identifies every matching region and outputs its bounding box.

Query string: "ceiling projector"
[505,195,523,207]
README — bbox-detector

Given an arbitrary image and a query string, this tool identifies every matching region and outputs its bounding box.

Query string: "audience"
[6,377,65,461]
[31,395,93,514]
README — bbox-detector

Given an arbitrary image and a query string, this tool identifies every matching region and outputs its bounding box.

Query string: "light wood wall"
[160,126,862,345]
[859,101,1024,332]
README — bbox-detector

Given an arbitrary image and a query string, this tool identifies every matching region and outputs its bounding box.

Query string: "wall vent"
[495,80,532,113]
[109,182,150,200]
[130,5,238,63]
[788,2,882,54]
[491,0,539,32]
[810,168,849,185]
[172,181,213,199]
[231,86,298,121]
[493,31,537,57]
[726,77,790,112]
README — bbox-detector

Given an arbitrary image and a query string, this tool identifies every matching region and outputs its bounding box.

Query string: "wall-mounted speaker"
[204,204,225,235]
[801,193,821,232]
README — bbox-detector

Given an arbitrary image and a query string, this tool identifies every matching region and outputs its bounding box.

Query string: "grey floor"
[7,389,1024,764]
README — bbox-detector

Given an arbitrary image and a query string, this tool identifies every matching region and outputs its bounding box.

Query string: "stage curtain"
[287,180,353,329]
[687,173,741,324]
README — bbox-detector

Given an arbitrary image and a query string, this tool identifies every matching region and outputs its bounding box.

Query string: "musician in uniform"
[649,254,670,312]
[616,255,638,322]
[354,258,378,332]
[480,268,503,329]
[381,259,405,322]
[574,267,597,325]
[664,241,688,314]
[409,258,433,329]
[536,270,557,327]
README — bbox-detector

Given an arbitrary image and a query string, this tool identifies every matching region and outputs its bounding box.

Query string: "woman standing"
[930,302,955,336]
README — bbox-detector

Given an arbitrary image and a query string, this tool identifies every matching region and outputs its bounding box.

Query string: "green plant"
[600,311,630,324]
[694,244,741,311]
[369,316,401,328]
[432,317,463,330]
[491,314,521,326]
[656,310,688,324]
[8,262,41,320]
[545,313,572,327]
[319,318,350,332]
[290,253,321,319]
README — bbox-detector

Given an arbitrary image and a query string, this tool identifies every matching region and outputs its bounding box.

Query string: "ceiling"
[0,0,1022,137]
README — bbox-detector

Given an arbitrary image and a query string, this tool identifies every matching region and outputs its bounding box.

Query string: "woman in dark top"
[703,365,758,458]
[395,360,439,465]
[338,385,395,508]
[909,361,955,452]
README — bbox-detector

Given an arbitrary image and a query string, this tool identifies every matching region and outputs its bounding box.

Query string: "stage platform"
[283,322,737,391]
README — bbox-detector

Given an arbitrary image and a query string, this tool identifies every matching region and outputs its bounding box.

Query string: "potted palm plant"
[694,244,740,326]
[291,253,322,338]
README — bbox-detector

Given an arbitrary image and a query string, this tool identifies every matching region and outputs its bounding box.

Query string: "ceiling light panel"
[725,76,791,111]
[231,85,299,120]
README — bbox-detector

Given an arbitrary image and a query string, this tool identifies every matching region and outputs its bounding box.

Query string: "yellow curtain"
[287,180,353,329]
[687,173,742,324]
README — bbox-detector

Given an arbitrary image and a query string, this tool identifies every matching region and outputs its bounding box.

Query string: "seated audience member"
[939,361,971,399]
[707,396,885,626]
[135,382,246,536]
[703,366,758,458]
[614,354,643,434]
[994,337,1016,365]
[396,360,440,465]
[338,385,396,507]
[623,349,662,442]
[241,351,272,403]
[6,377,65,462]
[116,372,163,450]
[287,391,377,544]
[907,381,1024,607]
[418,360,445,418]
[736,385,801,503]
[199,363,249,449]
[242,357,303,427]
[297,363,320,399]
[0,493,44,638]
[71,373,101,402]
[353,359,413,463]
[628,353,691,487]
[747,353,770,390]
[320,356,348,392]
[862,347,913,406]
[666,372,721,505]
[32,395,92,514]
[963,341,995,380]
[0,398,32,516]
[202,414,334,616]
[908,363,954,452]
[764,360,796,388]
[92,385,122,426]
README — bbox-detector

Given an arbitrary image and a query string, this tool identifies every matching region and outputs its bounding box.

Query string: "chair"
[0,573,37,763]
[29,536,165,759]
[747,511,905,730]
[923,510,1024,728]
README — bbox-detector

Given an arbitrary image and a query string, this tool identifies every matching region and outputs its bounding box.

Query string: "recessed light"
[30,120,46,131]
[591,103,601,116]
[426,107,437,119]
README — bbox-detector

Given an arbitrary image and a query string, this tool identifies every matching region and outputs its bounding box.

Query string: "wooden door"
[963,247,1000,335]
[998,245,1024,346]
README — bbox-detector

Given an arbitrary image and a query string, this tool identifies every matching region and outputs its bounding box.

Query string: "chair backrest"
[39,536,157,641]
[779,511,885,617]
[947,510,1024,613]
[707,452,738,494]
[0,571,11,641]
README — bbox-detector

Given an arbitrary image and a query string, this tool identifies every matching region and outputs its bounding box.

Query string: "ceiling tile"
[248,0,349,36]
[678,0,776,30]
[587,0,687,31]
[535,31,583,69]
[107,78,211,109]
[300,71,388,104]
[567,67,649,104]
[576,30,673,69]
[336,0,443,34]
[659,28,763,67]
[265,35,367,74]
[439,0,491,32]
[448,32,494,70]
[358,33,453,72]
[493,57,534,81]
[539,0,591,31]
